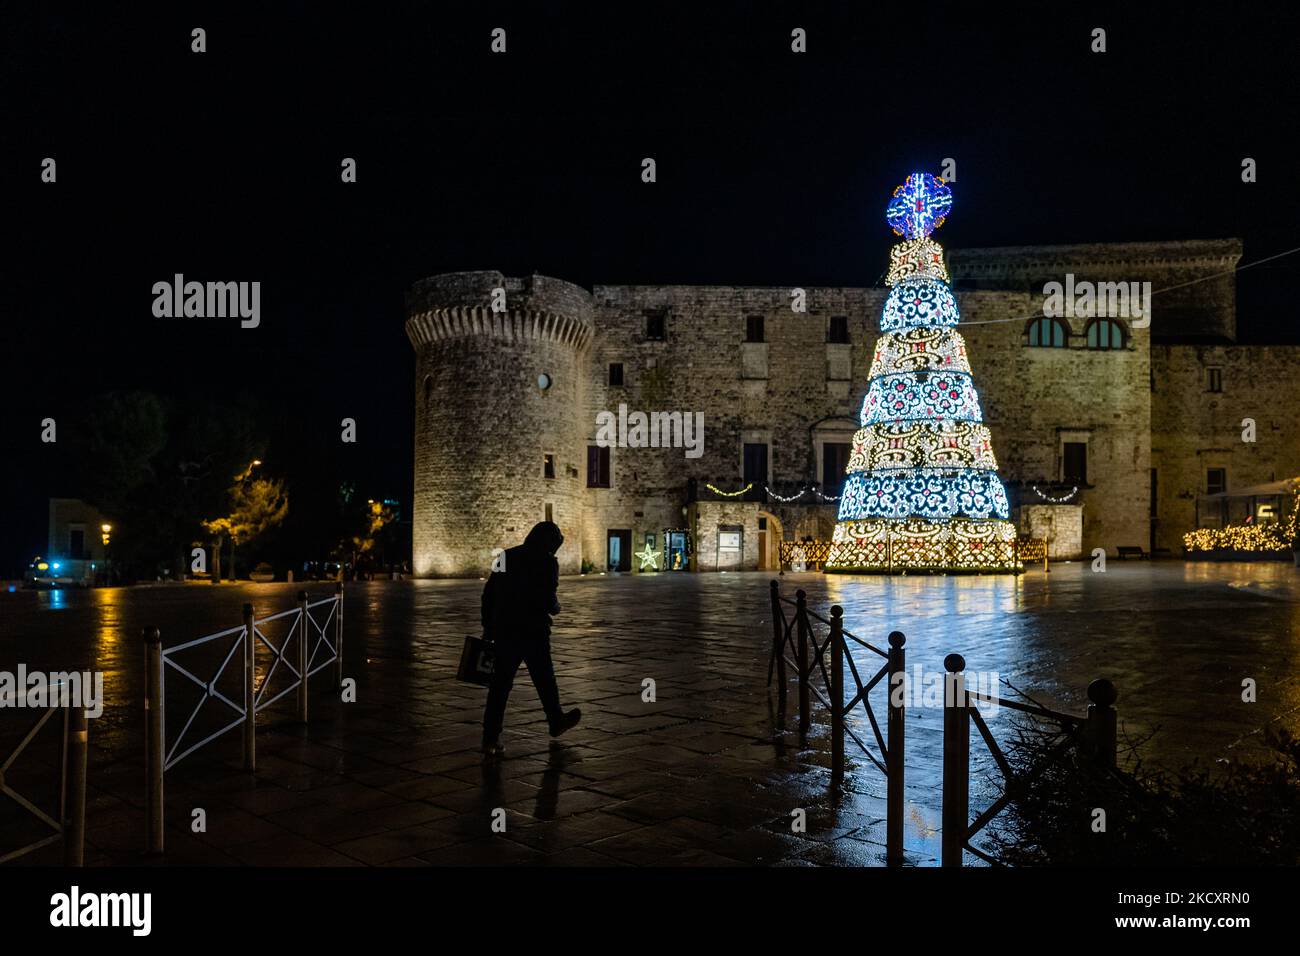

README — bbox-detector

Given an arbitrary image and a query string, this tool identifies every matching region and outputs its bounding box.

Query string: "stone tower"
[406,272,593,577]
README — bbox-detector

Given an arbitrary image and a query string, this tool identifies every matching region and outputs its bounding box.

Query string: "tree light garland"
[1032,485,1079,504]
[826,172,1020,573]
[705,482,753,498]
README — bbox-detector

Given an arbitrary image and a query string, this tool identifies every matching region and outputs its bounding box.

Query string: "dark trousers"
[483,635,562,741]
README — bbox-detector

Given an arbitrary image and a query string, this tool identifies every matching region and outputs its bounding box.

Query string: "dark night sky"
[2,2,1299,573]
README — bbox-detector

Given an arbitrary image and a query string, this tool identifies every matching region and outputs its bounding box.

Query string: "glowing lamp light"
[885,172,953,240]
[37,562,49,571]
[51,562,62,570]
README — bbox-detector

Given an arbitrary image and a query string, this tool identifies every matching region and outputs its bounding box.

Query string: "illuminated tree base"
[824,517,1022,573]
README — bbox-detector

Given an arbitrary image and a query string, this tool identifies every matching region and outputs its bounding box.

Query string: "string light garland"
[763,485,843,503]
[826,172,1020,573]
[705,482,753,498]
[1183,485,1300,555]
[1032,485,1079,504]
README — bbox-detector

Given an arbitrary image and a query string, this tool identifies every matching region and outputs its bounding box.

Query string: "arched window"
[1085,318,1127,350]
[1026,317,1068,347]
[423,374,434,402]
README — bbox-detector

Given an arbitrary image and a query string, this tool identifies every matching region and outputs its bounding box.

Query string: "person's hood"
[523,521,565,555]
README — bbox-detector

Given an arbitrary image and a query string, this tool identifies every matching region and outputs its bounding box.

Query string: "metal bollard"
[1086,678,1118,768]
[334,582,344,690]
[143,626,164,854]
[941,653,968,867]
[768,580,787,702]
[243,602,256,771]
[886,630,906,867]
[829,606,844,784]
[297,591,309,723]
[795,590,810,734]
[64,704,87,866]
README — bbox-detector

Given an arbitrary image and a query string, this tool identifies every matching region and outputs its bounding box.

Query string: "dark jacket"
[481,522,563,641]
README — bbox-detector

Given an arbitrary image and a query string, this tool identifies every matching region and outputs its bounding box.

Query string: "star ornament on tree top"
[886,172,953,240]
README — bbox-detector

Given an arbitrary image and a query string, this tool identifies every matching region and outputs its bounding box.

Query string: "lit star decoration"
[634,541,661,570]
[885,173,953,240]
[825,172,1020,573]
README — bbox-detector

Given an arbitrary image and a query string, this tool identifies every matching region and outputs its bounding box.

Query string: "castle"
[406,239,1300,577]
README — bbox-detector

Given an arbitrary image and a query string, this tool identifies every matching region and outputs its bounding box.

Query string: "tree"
[824,173,1019,573]
[203,475,288,580]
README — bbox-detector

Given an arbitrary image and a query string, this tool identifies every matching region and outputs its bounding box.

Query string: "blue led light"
[859,371,984,426]
[880,277,961,332]
[885,173,953,240]
[836,469,1010,522]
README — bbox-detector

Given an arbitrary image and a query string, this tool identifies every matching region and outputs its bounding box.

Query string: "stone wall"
[959,291,1152,555]
[1151,343,1300,551]
[1015,504,1085,559]
[407,241,1277,575]
[408,273,594,576]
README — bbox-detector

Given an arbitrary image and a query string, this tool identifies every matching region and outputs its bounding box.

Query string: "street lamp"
[101,523,112,546]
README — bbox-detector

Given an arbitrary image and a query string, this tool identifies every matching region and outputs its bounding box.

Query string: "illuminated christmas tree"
[824,173,1020,573]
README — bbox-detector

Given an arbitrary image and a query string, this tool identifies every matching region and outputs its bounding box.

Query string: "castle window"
[1206,468,1226,496]
[1207,367,1222,393]
[745,315,765,343]
[1026,317,1067,347]
[1063,442,1087,484]
[609,362,624,386]
[645,312,666,341]
[543,454,555,480]
[587,445,611,488]
[1084,318,1126,350]
[828,316,850,344]
[423,375,433,401]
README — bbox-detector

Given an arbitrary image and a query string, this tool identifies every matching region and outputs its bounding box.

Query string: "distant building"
[405,240,1300,575]
[48,498,108,564]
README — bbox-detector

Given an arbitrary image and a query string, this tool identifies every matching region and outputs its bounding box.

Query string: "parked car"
[24,556,93,589]
[249,562,276,582]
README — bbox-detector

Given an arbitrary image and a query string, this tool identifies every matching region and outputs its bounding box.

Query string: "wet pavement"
[2,560,1298,866]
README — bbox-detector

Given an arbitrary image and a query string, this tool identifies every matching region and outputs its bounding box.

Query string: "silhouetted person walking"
[481,521,581,756]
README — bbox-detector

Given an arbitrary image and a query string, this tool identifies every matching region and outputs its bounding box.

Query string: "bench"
[1115,546,1148,560]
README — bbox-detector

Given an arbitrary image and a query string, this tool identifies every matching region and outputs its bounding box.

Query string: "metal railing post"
[1086,678,1118,768]
[64,703,87,866]
[297,590,309,723]
[886,630,906,867]
[334,582,345,690]
[829,606,844,784]
[795,589,810,733]
[143,625,164,855]
[941,653,968,867]
[243,602,256,771]
[769,580,787,702]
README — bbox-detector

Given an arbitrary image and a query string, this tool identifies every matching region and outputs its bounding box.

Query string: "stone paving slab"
[4,563,1299,866]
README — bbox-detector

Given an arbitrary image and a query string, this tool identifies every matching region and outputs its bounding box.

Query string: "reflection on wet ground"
[1,561,1296,866]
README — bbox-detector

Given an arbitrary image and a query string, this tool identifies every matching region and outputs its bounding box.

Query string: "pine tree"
[825,173,1020,573]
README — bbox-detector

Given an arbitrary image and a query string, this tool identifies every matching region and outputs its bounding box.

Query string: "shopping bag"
[456,635,496,686]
